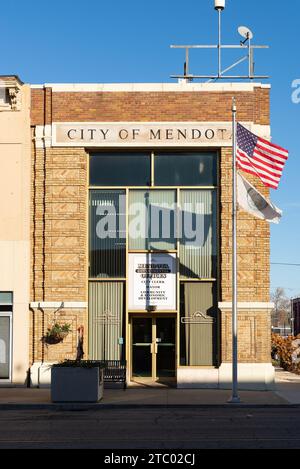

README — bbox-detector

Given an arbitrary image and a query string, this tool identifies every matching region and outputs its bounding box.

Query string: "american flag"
[236,123,289,190]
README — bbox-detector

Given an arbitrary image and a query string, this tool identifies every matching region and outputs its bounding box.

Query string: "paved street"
[1,407,300,449]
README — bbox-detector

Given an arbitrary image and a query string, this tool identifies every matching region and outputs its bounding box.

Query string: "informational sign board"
[129,253,177,311]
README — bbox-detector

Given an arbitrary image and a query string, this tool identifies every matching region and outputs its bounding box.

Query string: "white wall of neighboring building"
[0,79,31,385]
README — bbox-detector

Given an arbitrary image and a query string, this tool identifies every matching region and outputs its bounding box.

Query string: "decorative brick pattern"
[30,308,88,364]
[221,310,272,363]
[30,144,88,363]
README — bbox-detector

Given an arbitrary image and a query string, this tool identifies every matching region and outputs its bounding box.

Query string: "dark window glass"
[0,292,13,305]
[90,153,151,186]
[132,318,152,378]
[155,152,217,186]
[89,190,126,278]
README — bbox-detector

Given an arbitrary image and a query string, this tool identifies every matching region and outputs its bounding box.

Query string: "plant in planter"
[44,323,72,345]
[51,360,105,403]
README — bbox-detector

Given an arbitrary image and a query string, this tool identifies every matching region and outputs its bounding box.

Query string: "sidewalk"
[1,368,300,409]
[275,367,300,404]
[0,387,288,409]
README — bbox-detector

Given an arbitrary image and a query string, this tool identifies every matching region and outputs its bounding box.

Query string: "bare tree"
[271,287,291,329]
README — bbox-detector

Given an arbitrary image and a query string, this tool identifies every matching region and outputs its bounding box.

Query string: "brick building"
[1,80,275,389]
[292,298,300,337]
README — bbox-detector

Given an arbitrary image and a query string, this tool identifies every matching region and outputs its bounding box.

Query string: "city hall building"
[0,79,275,389]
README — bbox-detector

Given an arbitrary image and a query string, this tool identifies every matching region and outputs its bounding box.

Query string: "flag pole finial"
[232,97,237,112]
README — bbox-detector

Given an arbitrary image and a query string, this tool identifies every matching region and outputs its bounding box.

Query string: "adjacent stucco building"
[0,76,31,384]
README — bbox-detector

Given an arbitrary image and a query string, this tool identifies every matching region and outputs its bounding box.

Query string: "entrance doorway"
[131,316,176,383]
[0,314,12,381]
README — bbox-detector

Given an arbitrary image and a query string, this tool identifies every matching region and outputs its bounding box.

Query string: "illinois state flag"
[237,173,282,224]
[236,123,289,190]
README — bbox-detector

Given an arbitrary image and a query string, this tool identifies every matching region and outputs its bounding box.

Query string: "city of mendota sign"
[52,122,234,147]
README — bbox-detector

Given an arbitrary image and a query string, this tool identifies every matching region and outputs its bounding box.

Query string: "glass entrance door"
[131,317,176,381]
[156,318,176,378]
[132,318,152,378]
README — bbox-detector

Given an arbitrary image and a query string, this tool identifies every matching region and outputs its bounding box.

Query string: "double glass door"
[132,317,176,381]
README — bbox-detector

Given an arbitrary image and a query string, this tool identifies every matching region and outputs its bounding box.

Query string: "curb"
[0,403,298,411]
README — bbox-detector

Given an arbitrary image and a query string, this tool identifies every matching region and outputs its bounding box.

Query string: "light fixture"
[214,0,225,10]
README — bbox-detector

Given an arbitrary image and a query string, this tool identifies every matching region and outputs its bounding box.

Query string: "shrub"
[272,333,300,374]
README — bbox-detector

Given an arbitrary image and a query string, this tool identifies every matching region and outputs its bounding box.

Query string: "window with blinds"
[128,190,177,251]
[89,190,126,278]
[180,190,217,279]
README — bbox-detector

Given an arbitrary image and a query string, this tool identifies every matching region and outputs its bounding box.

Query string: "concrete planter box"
[51,366,104,403]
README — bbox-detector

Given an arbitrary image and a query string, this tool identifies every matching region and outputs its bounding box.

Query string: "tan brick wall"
[220,147,270,303]
[221,310,272,363]
[31,146,87,302]
[30,308,87,364]
[30,143,88,363]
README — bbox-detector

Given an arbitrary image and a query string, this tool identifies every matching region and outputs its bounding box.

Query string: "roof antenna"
[170,0,269,82]
[214,1,226,78]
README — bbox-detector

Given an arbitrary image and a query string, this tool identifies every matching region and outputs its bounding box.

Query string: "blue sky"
[2,0,299,297]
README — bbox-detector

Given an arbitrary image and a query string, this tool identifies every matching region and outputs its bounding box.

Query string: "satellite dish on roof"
[238,26,254,40]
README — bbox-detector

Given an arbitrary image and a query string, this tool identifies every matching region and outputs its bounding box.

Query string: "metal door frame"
[0,312,13,383]
[130,314,176,383]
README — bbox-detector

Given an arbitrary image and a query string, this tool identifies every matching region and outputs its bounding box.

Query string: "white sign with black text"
[129,253,177,311]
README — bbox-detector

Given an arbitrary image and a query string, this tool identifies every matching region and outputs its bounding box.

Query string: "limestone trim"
[30,302,88,309]
[0,76,22,111]
[44,121,270,148]
[34,124,52,149]
[36,82,271,93]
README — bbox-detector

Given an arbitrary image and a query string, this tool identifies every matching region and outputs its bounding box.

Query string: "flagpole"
[229,97,240,404]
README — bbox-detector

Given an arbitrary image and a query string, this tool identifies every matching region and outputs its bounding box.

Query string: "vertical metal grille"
[180,283,217,366]
[89,282,124,360]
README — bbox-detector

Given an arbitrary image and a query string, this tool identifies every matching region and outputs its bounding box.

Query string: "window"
[89,190,126,278]
[180,283,217,366]
[90,153,151,186]
[128,190,177,251]
[155,152,217,187]
[0,292,12,380]
[180,190,217,279]
[0,292,13,305]
[0,87,9,108]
